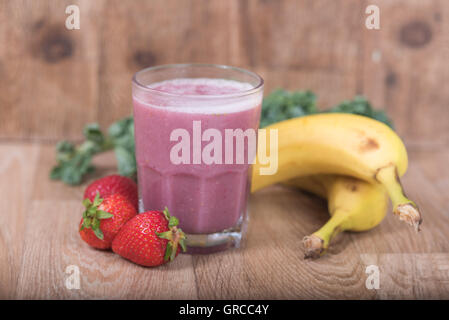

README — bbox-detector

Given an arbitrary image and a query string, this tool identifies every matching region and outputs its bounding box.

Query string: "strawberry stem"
[156,208,187,261]
[80,191,113,240]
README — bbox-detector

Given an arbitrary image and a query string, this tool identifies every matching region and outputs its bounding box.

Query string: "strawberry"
[83,175,138,210]
[112,208,186,267]
[79,192,137,249]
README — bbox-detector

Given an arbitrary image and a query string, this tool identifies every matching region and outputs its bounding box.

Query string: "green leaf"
[57,152,94,185]
[83,217,92,228]
[162,207,171,220]
[108,117,134,139]
[260,89,317,128]
[91,218,100,230]
[259,90,393,129]
[168,216,179,228]
[93,227,104,240]
[93,191,103,207]
[164,242,173,261]
[328,96,394,128]
[97,210,113,219]
[114,146,136,177]
[50,165,62,180]
[156,231,172,240]
[83,123,105,145]
[170,243,177,261]
[56,141,75,162]
[373,110,394,129]
[179,238,187,252]
[82,198,92,208]
[56,140,75,154]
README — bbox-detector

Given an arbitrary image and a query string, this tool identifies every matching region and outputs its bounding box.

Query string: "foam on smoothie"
[136,78,260,114]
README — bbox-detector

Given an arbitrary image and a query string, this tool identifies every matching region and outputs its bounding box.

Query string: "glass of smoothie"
[132,64,263,253]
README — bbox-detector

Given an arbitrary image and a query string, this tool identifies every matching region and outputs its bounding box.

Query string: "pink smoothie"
[133,78,261,234]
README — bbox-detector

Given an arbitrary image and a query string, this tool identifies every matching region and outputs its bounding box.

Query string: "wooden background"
[1,0,448,146]
[1,0,449,300]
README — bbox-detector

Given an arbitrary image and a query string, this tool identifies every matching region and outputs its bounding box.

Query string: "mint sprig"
[50,116,135,185]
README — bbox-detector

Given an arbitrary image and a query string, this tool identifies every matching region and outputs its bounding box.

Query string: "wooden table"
[1,142,448,299]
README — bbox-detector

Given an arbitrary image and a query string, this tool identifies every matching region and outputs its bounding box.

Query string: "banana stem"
[375,165,422,231]
[303,211,347,259]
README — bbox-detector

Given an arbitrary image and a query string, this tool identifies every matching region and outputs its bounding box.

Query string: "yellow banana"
[284,175,388,258]
[252,113,422,230]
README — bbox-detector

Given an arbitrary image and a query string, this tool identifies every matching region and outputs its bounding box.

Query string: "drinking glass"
[132,64,264,253]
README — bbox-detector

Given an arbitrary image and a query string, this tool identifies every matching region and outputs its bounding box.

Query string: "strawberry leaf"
[97,210,113,219]
[83,217,92,227]
[179,231,187,252]
[93,192,103,207]
[179,239,187,252]
[82,198,92,208]
[168,216,179,228]
[170,242,178,261]
[92,218,100,229]
[162,207,171,221]
[164,242,173,261]
[93,227,104,240]
[156,231,172,240]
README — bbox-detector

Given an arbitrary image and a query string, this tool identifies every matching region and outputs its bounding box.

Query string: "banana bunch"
[284,175,388,258]
[251,113,422,258]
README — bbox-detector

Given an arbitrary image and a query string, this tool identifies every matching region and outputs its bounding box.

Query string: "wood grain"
[0,0,102,141]
[361,0,449,146]
[1,0,449,300]
[0,0,447,146]
[0,143,40,298]
[1,142,448,299]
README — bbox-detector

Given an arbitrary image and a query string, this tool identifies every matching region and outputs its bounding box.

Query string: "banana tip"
[303,235,325,259]
[395,203,422,232]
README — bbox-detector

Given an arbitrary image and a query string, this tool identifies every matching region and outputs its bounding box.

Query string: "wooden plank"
[255,68,359,109]
[194,186,372,299]
[411,148,449,205]
[17,143,197,299]
[97,0,244,129]
[1,0,447,146]
[344,147,449,268]
[361,0,449,146]
[0,0,102,141]
[2,142,449,299]
[0,143,40,298]
[16,200,197,299]
[245,0,364,71]
[360,254,449,299]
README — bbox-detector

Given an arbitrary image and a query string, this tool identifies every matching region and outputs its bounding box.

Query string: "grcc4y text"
[179,304,269,317]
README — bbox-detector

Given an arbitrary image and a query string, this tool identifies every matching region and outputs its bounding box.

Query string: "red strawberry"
[84,175,138,210]
[79,192,137,249]
[112,208,186,267]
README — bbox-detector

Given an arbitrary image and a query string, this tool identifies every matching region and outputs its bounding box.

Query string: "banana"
[284,175,388,258]
[252,113,422,230]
